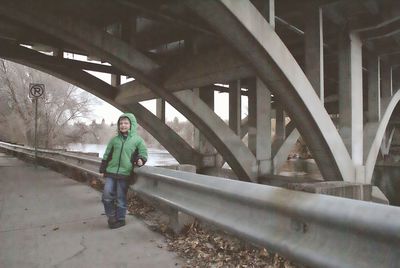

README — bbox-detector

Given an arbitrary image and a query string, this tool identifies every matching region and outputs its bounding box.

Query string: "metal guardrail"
[0,141,101,177]
[1,141,399,267]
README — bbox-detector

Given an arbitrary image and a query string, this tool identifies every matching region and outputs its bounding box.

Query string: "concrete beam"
[353,4,400,33]
[0,46,124,74]
[360,19,400,41]
[116,48,252,103]
[338,30,363,166]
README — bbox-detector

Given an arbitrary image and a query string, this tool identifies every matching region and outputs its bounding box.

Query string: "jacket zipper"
[116,137,126,175]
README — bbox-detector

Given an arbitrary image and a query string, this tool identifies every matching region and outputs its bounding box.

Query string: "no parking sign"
[29,83,45,98]
[29,83,45,167]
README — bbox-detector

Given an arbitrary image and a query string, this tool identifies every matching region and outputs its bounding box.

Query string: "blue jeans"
[102,177,128,221]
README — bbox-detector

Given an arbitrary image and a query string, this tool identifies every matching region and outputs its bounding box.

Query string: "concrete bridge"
[0,0,399,190]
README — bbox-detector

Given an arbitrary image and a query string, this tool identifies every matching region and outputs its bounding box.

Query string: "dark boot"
[110,219,126,229]
[107,217,117,228]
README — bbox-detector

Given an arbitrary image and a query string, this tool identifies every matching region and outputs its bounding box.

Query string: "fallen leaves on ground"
[127,192,300,268]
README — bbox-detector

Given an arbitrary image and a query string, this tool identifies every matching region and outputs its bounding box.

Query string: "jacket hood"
[118,112,138,136]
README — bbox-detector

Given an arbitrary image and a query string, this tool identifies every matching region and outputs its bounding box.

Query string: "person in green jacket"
[99,112,148,229]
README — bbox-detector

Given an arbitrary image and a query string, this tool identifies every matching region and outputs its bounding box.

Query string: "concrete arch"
[0,2,258,181]
[187,0,355,181]
[0,41,202,166]
[364,90,400,183]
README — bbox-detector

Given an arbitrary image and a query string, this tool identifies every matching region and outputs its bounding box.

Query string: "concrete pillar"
[156,99,165,123]
[381,59,392,111]
[367,54,380,122]
[111,74,121,87]
[253,0,275,28]
[193,87,215,156]
[275,103,285,143]
[338,31,363,166]
[248,78,272,175]
[305,5,324,101]
[393,68,400,92]
[229,80,241,135]
[108,21,128,88]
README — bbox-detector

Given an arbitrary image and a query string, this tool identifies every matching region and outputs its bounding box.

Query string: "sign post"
[29,83,45,168]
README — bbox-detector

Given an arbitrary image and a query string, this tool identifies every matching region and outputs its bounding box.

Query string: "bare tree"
[0,59,97,147]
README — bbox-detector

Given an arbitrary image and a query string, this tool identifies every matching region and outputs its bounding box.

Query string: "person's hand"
[137,159,143,167]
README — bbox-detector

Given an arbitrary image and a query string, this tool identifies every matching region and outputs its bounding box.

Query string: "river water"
[67,143,178,166]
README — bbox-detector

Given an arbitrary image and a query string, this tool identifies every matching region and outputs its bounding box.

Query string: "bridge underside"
[0,0,400,183]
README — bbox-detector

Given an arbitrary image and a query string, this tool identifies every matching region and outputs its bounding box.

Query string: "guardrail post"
[165,164,196,234]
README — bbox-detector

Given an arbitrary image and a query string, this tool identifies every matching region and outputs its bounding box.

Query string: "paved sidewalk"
[0,153,182,268]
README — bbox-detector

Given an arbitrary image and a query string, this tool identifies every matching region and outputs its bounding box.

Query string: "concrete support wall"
[248,78,272,175]
[229,80,241,135]
[367,54,381,122]
[156,99,165,123]
[305,6,324,101]
[338,31,363,166]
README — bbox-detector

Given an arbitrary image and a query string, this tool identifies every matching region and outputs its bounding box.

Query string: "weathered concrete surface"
[0,153,182,268]
[287,181,372,201]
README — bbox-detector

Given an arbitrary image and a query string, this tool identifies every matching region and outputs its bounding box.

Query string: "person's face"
[119,118,131,133]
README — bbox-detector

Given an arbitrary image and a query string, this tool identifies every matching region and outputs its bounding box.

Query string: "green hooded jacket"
[99,113,148,179]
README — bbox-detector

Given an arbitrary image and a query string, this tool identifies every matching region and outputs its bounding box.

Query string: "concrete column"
[367,54,380,122]
[267,0,275,29]
[275,104,285,142]
[381,59,393,111]
[229,80,241,135]
[193,87,215,155]
[111,74,121,87]
[338,31,363,166]
[305,5,324,101]
[393,68,400,92]
[253,0,275,28]
[248,78,272,175]
[108,21,126,87]
[156,99,165,123]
